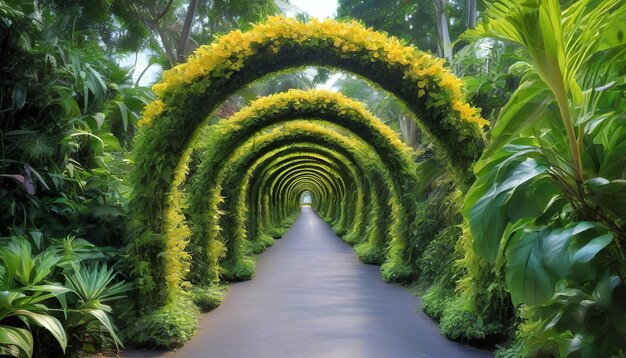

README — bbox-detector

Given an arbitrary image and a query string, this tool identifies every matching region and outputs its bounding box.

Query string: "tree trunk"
[176,0,199,63]
[433,0,453,63]
[466,0,477,29]
[156,26,177,66]
[398,116,420,150]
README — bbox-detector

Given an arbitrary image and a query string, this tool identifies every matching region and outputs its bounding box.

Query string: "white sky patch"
[316,73,342,91]
[288,0,338,19]
[117,53,162,87]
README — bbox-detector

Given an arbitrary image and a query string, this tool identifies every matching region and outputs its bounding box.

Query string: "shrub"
[417,225,461,289]
[439,298,505,345]
[354,242,384,264]
[221,257,256,282]
[421,283,451,321]
[192,285,227,312]
[380,258,415,284]
[249,233,275,254]
[129,296,199,349]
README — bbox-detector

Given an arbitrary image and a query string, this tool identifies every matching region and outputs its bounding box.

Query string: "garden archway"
[128,17,487,343]
[185,120,405,286]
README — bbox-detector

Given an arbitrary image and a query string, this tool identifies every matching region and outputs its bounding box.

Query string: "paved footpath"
[126,207,491,358]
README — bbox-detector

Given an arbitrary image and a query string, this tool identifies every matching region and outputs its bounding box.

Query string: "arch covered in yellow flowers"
[140,17,486,169]
[127,16,487,327]
[184,116,412,285]
[245,143,376,250]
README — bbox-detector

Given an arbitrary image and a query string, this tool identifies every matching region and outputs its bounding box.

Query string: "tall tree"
[338,0,468,61]
[45,0,281,66]
[337,0,439,53]
[129,0,281,65]
[466,0,477,29]
[433,0,453,62]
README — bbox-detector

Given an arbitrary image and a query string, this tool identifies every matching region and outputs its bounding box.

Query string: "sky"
[289,0,337,19]
[121,0,339,86]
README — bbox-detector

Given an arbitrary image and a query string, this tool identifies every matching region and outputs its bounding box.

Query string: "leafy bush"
[421,283,451,321]
[64,263,132,349]
[464,0,626,354]
[250,234,275,254]
[408,177,513,347]
[494,339,524,358]
[0,236,129,357]
[380,258,415,284]
[129,296,199,349]
[192,285,227,312]
[0,4,148,353]
[0,1,152,245]
[354,242,384,264]
[416,221,461,289]
[221,258,256,282]
[0,239,69,357]
[439,301,504,344]
[504,278,626,357]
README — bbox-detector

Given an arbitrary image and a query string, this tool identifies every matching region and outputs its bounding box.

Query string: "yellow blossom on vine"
[152,83,166,96]
[148,15,485,139]
[454,100,489,127]
[138,99,165,128]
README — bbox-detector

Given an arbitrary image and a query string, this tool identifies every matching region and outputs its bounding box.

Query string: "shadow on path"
[125,207,492,358]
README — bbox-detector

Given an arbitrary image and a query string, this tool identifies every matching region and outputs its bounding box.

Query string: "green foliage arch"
[127,16,487,345]
[131,89,422,311]
[186,119,405,287]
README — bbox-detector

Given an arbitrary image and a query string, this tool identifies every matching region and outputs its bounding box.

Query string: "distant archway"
[300,191,313,206]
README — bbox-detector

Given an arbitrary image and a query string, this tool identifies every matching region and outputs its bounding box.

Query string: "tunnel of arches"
[127,16,487,345]
[182,118,410,286]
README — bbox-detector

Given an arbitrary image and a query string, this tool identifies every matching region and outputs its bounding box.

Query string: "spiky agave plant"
[63,263,132,353]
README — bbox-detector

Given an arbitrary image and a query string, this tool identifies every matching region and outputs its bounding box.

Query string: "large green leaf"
[0,325,33,358]
[464,138,543,216]
[469,158,549,263]
[598,138,626,178]
[506,228,558,306]
[586,178,626,217]
[541,222,596,277]
[591,272,621,308]
[0,239,60,289]
[84,309,123,349]
[14,310,67,352]
[506,222,614,306]
[506,177,560,222]
[65,263,131,305]
[0,291,26,314]
[570,233,613,266]
[476,78,552,169]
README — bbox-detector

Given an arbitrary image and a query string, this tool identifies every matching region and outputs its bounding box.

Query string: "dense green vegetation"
[1,0,625,356]
[1,2,146,355]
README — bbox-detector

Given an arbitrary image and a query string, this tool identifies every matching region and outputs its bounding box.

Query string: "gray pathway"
[127,207,491,358]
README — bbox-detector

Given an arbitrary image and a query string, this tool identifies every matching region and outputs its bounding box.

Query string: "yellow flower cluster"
[138,99,165,128]
[453,100,490,127]
[226,89,415,161]
[146,16,486,130]
[163,145,193,297]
